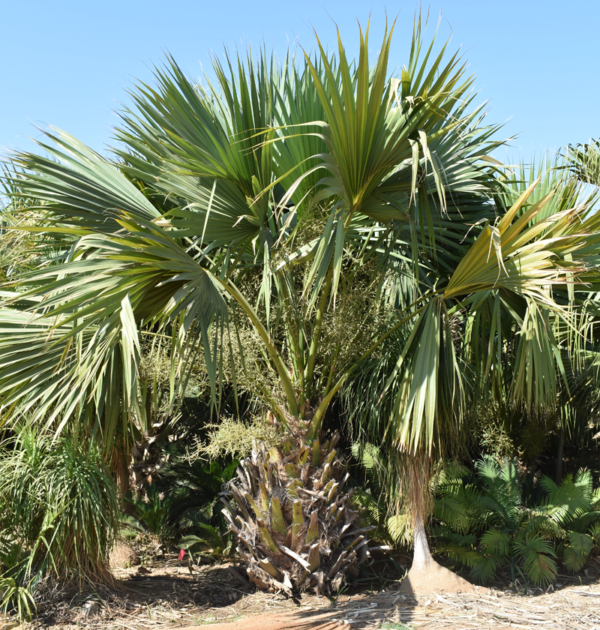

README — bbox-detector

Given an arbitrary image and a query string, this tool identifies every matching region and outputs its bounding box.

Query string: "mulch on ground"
[12,554,600,630]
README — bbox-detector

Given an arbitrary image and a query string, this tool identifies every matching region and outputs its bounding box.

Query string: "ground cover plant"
[434,458,600,586]
[0,430,119,618]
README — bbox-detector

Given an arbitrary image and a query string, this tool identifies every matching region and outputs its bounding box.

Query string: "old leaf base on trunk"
[222,423,382,595]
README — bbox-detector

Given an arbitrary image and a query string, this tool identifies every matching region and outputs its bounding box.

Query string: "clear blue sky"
[2,0,599,165]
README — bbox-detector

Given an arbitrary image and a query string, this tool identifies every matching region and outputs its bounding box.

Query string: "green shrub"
[120,451,238,560]
[0,430,119,618]
[433,457,600,586]
[179,524,233,561]
[154,453,239,534]
[123,486,176,542]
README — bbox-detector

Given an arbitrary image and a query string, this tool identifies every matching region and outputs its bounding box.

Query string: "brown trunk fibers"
[399,453,476,595]
[114,444,136,516]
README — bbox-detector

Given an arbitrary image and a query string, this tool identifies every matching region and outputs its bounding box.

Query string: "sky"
[2,0,599,165]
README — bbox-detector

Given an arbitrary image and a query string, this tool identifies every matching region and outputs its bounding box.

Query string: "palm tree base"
[400,559,477,595]
[401,516,477,595]
[223,424,372,595]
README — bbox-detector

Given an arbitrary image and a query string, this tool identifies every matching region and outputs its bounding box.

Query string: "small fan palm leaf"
[470,552,507,584]
[565,139,600,187]
[514,534,557,587]
[562,532,593,572]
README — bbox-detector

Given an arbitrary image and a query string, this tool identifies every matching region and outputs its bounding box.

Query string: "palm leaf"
[514,534,558,587]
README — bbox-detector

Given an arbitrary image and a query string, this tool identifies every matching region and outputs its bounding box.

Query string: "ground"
[9,554,600,630]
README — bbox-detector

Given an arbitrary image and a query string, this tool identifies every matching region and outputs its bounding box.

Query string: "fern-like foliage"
[433,457,600,586]
[513,535,558,587]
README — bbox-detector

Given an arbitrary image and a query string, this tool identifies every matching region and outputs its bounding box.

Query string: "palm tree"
[1,17,596,592]
[565,139,600,187]
[344,158,600,592]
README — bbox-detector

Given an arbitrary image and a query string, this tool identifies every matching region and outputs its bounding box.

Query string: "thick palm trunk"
[411,516,433,571]
[223,420,379,594]
[401,509,476,595]
[400,454,476,595]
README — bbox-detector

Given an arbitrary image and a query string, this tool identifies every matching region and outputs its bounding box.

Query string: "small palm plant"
[434,458,600,586]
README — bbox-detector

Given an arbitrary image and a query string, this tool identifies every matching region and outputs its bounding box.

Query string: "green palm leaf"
[514,534,558,587]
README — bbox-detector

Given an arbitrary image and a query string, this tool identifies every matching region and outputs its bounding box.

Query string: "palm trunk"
[115,445,136,516]
[411,515,433,572]
[399,453,477,595]
[224,420,373,594]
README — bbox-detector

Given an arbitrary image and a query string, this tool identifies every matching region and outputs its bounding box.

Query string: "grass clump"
[0,430,119,618]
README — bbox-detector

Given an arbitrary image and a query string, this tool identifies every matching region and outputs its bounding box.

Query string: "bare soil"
[13,553,600,630]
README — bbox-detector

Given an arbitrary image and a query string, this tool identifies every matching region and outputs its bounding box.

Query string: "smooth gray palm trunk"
[412,515,434,571]
[401,515,476,595]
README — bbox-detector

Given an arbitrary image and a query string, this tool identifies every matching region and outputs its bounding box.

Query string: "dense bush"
[121,446,238,560]
[433,458,600,586]
[0,430,119,617]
